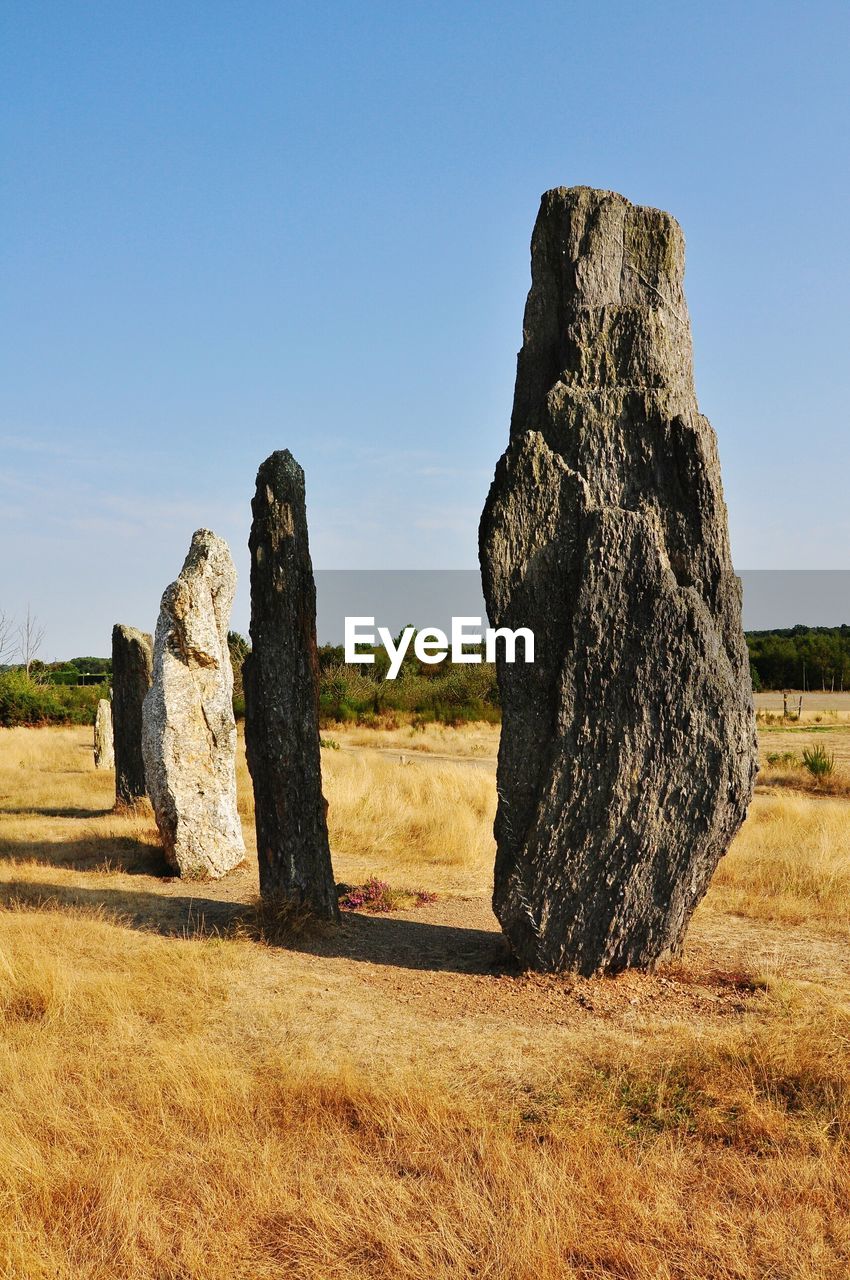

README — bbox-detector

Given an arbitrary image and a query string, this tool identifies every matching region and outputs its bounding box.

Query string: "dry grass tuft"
[233,892,339,946]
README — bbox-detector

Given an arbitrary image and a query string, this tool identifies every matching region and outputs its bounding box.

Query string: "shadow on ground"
[2,805,116,819]
[0,877,508,974]
[0,834,170,876]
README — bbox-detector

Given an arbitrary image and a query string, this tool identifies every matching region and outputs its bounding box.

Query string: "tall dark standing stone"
[244,451,339,920]
[479,187,757,976]
[112,624,153,807]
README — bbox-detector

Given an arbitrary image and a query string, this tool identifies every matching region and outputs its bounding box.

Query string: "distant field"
[753,691,850,777]
[328,708,850,782]
[754,690,850,721]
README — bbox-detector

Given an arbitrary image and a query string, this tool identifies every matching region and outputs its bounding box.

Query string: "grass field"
[1,724,849,1278]
[752,691,850,794]
[754,689,850,723]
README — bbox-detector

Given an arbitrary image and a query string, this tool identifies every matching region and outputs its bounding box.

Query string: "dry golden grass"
[0,727,496,897]
[320,749,495,894]
[1,726,850,1278]
[326,717,501,758]
[709,792,850,929]
[757,757,850,798]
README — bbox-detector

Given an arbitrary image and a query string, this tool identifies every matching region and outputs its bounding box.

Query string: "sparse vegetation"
[338,876,438,911]
[766,750,802,767]
[755,695,850,797]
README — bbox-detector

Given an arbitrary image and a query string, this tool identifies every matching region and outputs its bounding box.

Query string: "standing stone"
[93,698,114,770]
[479,186,757,976]
[142,530,245,878]
[244,451,339,919]
[112,625,153,806]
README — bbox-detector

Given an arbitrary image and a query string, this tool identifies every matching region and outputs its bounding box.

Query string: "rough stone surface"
[244,451,339,919]
[111,624,153,805]
[142,530,245,878]
[479,186,757,976]
[93,698,114,770]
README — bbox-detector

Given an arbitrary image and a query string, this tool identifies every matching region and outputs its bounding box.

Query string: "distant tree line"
[5,623,849,728]
[38,657,113,685]
[746,626,850,692]
[0,608,112,726]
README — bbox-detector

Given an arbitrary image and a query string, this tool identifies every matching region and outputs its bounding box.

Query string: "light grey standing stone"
[479,186,757,976]
[93,698,114,770]
[142,529,245,878]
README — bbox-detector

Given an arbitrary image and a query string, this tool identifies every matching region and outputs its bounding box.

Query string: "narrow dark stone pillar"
[111,624,153,807]
[244,451,339,920]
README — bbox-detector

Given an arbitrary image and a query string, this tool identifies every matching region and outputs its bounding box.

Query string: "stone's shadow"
[2,805,115,819]
[0,879,237,937]
[0,836,170,877]
[320,910,509,974]
[0,878,508,975]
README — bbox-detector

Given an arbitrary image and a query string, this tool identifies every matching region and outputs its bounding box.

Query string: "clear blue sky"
[2,1,849,657]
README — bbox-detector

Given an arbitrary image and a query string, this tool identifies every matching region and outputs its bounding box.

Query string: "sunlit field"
[754,689,850,723]
[1,724,849,1278]
[326,718,501,760]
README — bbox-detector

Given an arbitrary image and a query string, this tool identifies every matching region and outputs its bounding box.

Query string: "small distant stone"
[93,698,114,770]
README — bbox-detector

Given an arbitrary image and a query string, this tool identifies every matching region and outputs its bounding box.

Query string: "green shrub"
[801,745,836,782]
[316,659,502,727]
[0,670,109,727]
[53,682,109,724]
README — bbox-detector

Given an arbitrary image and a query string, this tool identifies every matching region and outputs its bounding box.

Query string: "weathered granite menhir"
[479,186,757,975]
[142,530,245,878]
